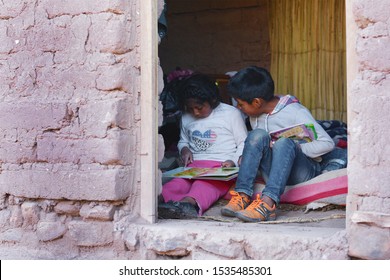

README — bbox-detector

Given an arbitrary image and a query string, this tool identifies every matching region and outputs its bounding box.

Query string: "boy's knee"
[273,137,296,149]
[246,129,269,145]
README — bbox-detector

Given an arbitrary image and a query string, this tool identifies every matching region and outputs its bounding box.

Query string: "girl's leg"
[160,160,229,218]
[185,179,232,215]
[161,178,192,203]
[161,161,225,203]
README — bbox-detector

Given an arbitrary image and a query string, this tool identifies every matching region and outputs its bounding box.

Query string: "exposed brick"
[360,196,389,212]
[351,210,390,228]
[0,102,67,130]
[96,64,139,94]
[347,100,390,199]
[383,198,390,213]
[123,225,139,251]
[68,220,114,246]
[43,0,130,18]
[51,15,91,66]
[21,202,40,229]
[37,221,67,242]
[0,0,27,19]
[9,205,23,228]
[84,52,118,72]
[36,130,134,165]
[29,21,72,53]
[0,23,13,53]
[88,13,134,54]
[54,201,82,216]
[357,37,390,71]
[37,66,97,96]
[0,142,37,164]
[41,212,60,222]
[0,209,11,228]
[0,228,23,243]
[348,222,390,259]
[0,165,134,201]
[353,0,390,28]
[143,229,193,256]
[80,203,116,221]
[77,98,134,138]
[359,22,388,38]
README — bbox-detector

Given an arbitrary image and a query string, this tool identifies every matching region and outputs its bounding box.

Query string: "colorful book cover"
[162,167,239,181]
[269,123,317,143]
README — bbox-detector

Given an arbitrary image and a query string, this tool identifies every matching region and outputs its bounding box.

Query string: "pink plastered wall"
[0,0,147,258]
[346,0,390,259]
[0,0,142,201]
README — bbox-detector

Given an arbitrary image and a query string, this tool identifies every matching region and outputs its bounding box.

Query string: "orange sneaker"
[235,194,276,222]
[221,191,251,217]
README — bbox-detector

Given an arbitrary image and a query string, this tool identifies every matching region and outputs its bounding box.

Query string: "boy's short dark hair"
[227,66,275,103]
[177,73,221,110]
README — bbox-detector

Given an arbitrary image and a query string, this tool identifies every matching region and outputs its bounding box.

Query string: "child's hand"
[221,160,235,168]
[180,147,193,167]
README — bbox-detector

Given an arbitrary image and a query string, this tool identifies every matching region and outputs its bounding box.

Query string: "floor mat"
[200,199,346,227]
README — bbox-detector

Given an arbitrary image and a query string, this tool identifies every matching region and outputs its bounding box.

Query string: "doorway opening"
[156,0,347,225]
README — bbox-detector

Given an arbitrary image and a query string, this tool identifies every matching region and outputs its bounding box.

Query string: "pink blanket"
[224,169,347,206]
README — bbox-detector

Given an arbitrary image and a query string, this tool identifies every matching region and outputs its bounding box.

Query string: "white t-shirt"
[178,103,247,166]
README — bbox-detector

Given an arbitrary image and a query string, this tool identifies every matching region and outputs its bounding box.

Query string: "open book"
[162,167,239,181]
[269,123,317,144]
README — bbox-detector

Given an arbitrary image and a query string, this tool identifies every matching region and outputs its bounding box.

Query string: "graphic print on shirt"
[191,129,217,151]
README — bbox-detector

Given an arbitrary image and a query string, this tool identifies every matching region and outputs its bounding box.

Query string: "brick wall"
[159,0,270,75]
[0,0,141,200]
[347,0,390,259]
[0,0,144,258]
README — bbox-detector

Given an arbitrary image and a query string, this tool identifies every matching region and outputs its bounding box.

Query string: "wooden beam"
[140,0,158,223]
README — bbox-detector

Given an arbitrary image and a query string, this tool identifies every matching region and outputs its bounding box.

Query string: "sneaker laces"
[228,191,246,207]
[246,194,263,210]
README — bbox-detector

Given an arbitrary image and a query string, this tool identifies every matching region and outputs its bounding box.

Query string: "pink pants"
[162,160,235,215]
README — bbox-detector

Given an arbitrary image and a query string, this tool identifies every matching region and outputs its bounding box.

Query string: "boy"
[221,66,335,222]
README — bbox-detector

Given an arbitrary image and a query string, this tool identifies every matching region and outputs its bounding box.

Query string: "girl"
[158,73,248,219]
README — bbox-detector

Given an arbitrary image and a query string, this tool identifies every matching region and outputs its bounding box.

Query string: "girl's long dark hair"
[176,73,221,111]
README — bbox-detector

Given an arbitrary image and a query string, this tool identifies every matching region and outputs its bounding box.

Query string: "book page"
[269,123,316,143]
[163,167,209,179]
[196,167,239,177]
[162,167,239,181]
